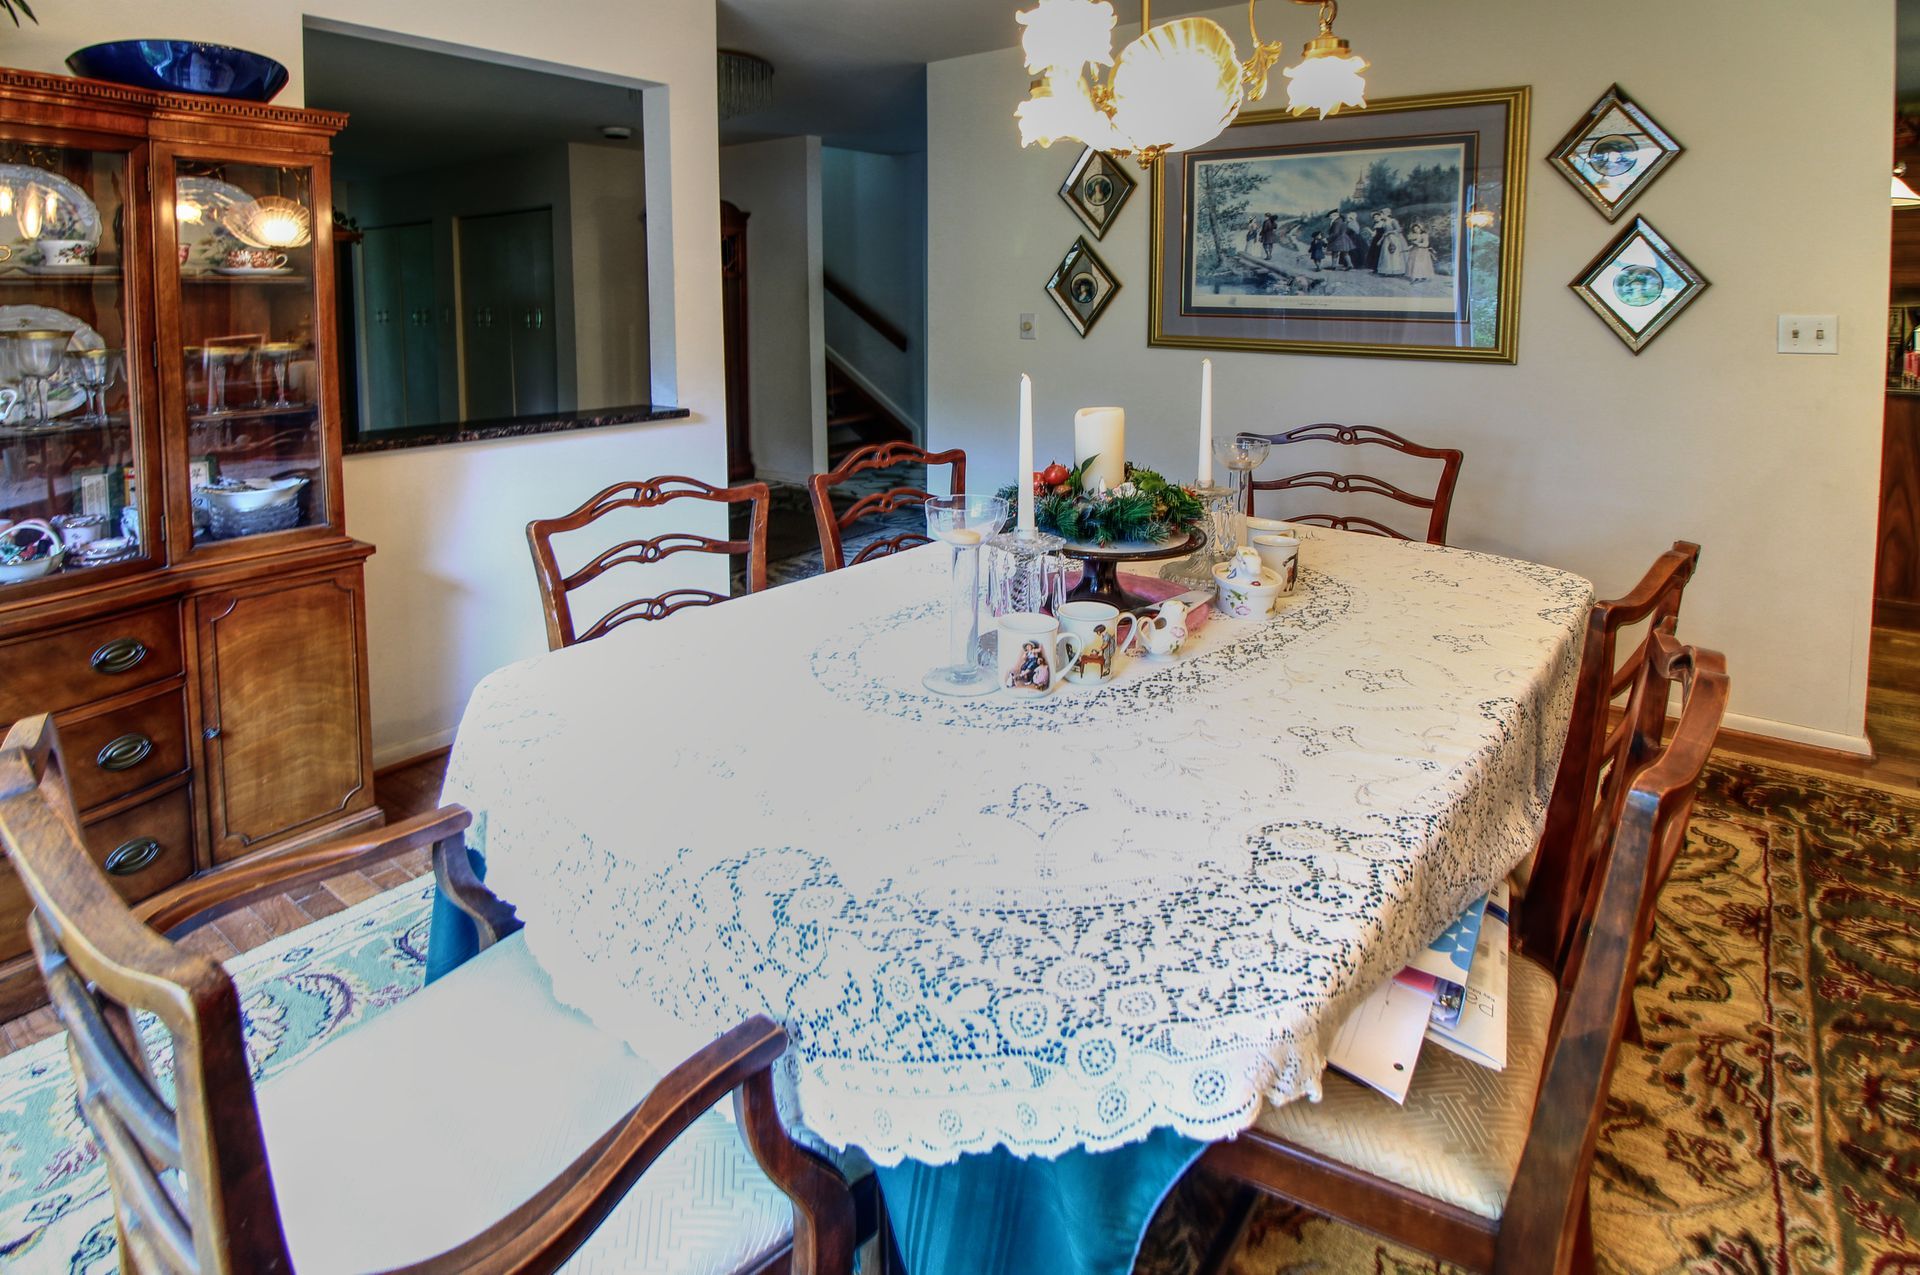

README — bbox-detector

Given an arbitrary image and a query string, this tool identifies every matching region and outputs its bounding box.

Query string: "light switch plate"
[1019,312,1037,341]
[1777,314,1838,354]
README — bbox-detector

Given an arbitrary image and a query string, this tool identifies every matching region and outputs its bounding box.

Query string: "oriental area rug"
[1,761,1915,1274]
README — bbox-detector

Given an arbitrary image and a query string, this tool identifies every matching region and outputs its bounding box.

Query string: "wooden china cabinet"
[0,70,377,1016]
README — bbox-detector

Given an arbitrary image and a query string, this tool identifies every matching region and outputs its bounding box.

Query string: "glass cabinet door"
[172,156,327,549]
[0,141,150,591]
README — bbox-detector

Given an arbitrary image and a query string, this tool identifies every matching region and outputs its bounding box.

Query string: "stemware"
[923,493,1008,696]
[257,341,302,407]
[12,329,67,428]
[68,347,117,424]
[202,344,251,414]
[1216,434,1272,550]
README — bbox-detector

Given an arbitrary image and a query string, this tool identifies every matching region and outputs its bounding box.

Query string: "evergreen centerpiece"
[996,456,1206,547]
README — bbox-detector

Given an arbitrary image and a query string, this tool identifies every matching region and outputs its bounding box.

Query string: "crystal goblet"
[258,341,303,407]
[12,329,68,429]
[922,493,1008,696]
[1217,434,1273,550]
[68,347,118,424]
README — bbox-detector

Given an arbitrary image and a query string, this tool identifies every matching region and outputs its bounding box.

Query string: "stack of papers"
[1326,881,1512,1102]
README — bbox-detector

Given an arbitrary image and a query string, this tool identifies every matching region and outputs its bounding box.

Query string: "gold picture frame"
[1148,86,1529,364]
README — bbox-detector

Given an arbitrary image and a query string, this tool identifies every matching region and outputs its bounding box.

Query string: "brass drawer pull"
[90,638,149,675]
[96,733,154,772]
[104,837,162,876]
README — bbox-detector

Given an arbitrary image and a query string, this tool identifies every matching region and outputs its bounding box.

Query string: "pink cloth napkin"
[1057,566,1213,630]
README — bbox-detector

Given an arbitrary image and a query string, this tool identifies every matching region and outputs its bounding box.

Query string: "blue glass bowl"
[66,41,290,102]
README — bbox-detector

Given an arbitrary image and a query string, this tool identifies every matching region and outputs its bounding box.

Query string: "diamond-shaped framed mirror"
[1046,237,1119,337]
[1059,147,1136,240]
[1548,85,1682,222]
[1571,216,1708,354]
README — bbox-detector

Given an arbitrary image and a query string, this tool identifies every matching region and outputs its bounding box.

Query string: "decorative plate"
[1570,216,1708,354]
[1547,85,1682,222]
[1045,236,1119,338]
[0,304,104,422]
[1059,148,1136,240]
[0,164,101,271]
[175,176,252,273]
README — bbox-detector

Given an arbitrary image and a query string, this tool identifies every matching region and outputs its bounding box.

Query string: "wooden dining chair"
[1240,424,1464,544]
[1197,623,1728,1275]
[0,713,867,1275]
[1517,541,1701,971]
[527,475,771,649]
[807,441,967,572]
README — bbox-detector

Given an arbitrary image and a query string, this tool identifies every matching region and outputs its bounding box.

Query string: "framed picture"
[1547,85,1681,222]
[1570,216,1707,354]
[1046,236,1120,337]
[1060,147,1136,239]
[1149,87,1529,363]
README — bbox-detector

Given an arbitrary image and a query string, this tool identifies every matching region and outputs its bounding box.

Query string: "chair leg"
[1569,1190,1596,1275]
[1194,1184,1260,1275]
[1622,1005,1645,1048]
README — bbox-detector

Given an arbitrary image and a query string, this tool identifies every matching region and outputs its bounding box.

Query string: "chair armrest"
[135,807,471,939]
[398,1015,858,1275]
[433,832,522,953]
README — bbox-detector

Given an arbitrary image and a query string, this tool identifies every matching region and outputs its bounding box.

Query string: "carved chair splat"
[527,475,771,649]
[808,442,967,573]
[1240,424,1464,545]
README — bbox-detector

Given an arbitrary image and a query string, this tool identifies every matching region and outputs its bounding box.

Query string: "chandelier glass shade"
[1015,0,1366,162]
[717,50,776,121]
[226,194,312,249]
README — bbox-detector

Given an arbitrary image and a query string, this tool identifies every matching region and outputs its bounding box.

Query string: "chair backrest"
[1241,424,1464,544]
[0,715,293,1275]
[807,441,966,573]
[1519,541,1700,966]
[527,475,771,649]
[1496,627,1727,1275]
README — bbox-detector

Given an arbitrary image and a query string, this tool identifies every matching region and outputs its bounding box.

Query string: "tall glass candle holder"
[986,529,1068,616]
[1166,483,1234,588]
[1216,434,1272,551]
[923,493,1008,696]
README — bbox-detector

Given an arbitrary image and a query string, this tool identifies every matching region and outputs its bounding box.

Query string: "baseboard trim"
[753,466,816,488]
[1716,713,1873,759]
[373,729,455,775]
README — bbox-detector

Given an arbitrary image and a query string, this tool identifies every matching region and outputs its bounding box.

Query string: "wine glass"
[202,345,250,414]
[257,341,303,407]
[68,347,117,424]
[1217,434,1272,550]
[923,493,1008,696]
[12,330,68,429]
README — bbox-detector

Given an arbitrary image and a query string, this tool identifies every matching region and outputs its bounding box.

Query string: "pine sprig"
[995,458,1206,548]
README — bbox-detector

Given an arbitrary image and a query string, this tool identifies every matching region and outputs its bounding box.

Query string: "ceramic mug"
[37,239,94,267]
[222,248,288,271]
[997,612,1082,695]
[1251,534,1300,593]
[1057,600,1140,686]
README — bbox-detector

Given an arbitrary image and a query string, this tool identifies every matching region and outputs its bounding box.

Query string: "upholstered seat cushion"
[255,931,795,1274]
[1251,953,1558,1220]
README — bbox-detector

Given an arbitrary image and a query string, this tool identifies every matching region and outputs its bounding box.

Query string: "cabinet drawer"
[54,686,191,814]
[0,784,193,966]
[0,604,184,723]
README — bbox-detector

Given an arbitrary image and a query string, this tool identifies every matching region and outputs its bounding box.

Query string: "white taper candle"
[1017,373,1036,534]
[1198,358,1214,486]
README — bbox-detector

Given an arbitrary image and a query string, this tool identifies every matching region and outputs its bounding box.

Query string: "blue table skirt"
[424,860,1207,1275]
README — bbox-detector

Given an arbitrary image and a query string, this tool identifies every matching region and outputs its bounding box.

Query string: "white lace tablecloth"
[442,529,1592,1166]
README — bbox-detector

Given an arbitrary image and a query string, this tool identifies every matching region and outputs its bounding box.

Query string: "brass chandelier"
[1015,0,1370,163]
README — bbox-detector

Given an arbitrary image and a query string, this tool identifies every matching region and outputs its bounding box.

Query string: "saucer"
[23,263,116,277]
[213,266,294,277]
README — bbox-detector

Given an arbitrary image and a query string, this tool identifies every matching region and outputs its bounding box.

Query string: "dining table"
[424,525,1594,1275]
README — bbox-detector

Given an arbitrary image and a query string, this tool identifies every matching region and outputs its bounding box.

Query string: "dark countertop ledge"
[345,404,693,455]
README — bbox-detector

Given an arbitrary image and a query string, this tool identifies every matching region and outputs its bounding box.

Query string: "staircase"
[826,359,913,466]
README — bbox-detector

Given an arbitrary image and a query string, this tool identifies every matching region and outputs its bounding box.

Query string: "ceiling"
[304,29,647,181]
[715,0,1216,153]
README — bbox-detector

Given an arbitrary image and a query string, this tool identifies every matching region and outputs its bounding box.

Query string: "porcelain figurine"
[1140,598,1190,660]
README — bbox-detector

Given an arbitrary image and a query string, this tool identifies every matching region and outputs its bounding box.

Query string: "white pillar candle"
[1017,373,1036,534]
[1073,406,1126,493]
[1198,358,1214,487]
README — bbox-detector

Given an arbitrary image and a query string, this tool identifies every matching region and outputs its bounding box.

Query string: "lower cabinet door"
[196,569,375,862]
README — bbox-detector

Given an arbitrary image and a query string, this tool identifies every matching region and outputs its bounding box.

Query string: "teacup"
[1251,534,1300,593]
[1244,516,1298,539]
[222,248,288,271]
[997,612,1082,695]
[37,239,94,268]
[1057,600,1140,686]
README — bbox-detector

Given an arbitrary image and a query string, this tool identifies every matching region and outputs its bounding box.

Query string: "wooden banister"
[824,273,909,351]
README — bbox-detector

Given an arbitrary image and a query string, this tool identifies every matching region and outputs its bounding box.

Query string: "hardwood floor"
[0,750,453,1060]
[1867,624,1920,778]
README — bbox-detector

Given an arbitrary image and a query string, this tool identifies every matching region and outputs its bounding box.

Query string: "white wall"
[823,147,928,430]
[720,136,827,484]
[927,0,1891,750]
[568,141,652,409]
[6,1,729,766]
